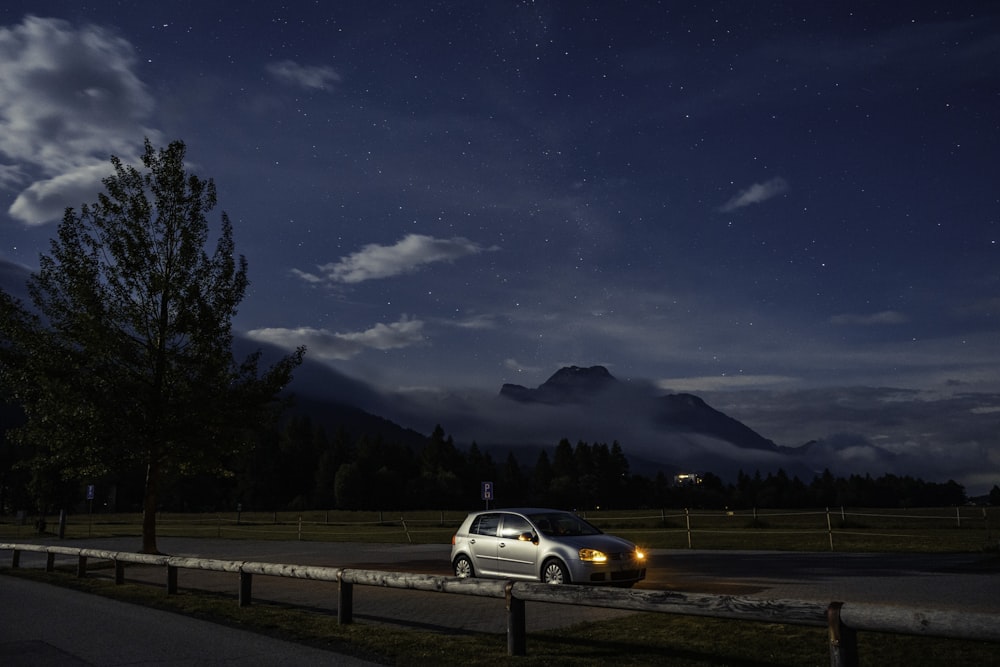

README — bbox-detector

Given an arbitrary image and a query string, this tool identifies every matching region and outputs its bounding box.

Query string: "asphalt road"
[3,536,997,645]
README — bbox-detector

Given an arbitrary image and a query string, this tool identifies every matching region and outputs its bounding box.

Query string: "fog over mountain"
[282,357,998,495]
[3,257,998,494]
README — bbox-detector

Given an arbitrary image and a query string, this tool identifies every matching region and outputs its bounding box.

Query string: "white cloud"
[266,60,341,91]
[657,374,798,392]
[0,15,158,225]
[247,316,425,360]
[448,313,497,330]
[0,164,26,188]
[289,268,325,284]
[8,163,111,225]
[298,234,496,285]
[829,310,909,326]
[719,177,789,212]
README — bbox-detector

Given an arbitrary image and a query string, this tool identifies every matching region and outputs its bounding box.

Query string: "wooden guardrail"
[2,542,997,666]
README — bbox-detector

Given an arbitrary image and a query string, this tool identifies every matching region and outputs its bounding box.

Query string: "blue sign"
[481,481,493,501]
[86,484,95,500]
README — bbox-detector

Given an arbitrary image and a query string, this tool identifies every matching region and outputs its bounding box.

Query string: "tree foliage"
[0,139,304,552]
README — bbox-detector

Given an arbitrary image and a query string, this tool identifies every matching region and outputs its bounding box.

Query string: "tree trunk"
[141,458,160,554]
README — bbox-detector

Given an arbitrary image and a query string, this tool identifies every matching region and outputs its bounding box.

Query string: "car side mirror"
[519,531,536,542]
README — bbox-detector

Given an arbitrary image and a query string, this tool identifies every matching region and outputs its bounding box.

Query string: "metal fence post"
[827,508,835,551]
[685,508,692,549]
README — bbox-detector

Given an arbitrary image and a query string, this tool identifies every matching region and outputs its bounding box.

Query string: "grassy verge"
[3,506,996,553]
[2,566,995,666]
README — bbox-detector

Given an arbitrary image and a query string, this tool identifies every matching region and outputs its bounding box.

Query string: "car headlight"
[579,548,608,562]
[635,549,645,561]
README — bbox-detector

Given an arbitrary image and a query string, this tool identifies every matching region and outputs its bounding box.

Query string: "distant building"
[673,473,703,486]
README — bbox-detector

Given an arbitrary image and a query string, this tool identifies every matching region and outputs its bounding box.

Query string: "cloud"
[829,310,909,326]
[447,314,497,330]
[266,60,341,91]
[719,177,789,212]
[0,15,157,225]
[8,163,112,226]
[247,316,425,360]
[657,374,799,392]
[295,234,496,285]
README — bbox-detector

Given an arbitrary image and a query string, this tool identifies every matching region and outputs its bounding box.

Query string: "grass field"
[4,506,997,553]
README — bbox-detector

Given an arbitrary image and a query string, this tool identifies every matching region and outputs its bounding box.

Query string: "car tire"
[541,558,569,584]
[454,555,475,578]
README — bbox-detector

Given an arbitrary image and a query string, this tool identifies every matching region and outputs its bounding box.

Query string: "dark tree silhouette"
[0,139,303,552]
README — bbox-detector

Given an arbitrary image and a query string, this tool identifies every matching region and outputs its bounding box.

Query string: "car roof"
[469,507,568,516]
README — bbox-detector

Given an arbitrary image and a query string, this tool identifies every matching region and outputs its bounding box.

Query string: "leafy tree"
[0,139,304,553]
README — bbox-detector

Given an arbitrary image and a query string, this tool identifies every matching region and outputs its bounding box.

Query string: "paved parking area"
[0,574,382,666]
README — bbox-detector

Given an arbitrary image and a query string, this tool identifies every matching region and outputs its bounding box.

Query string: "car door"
[497,513,539,580]
[466,513,502,577]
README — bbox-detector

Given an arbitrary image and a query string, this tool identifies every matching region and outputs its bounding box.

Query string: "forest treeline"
[4,412,985,515]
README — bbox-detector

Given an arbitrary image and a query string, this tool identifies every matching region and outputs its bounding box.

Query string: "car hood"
[556,534,636,552]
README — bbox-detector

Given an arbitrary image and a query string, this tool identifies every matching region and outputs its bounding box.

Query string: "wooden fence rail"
[2,542,997,666]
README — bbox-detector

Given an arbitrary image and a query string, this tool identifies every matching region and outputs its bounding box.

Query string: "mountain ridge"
[501,365,778,453]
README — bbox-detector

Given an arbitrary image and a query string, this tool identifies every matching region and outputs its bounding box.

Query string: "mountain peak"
[500,365,617,404]
[498,364,778,454]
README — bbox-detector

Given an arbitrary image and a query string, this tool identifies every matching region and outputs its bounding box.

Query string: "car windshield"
[528,512,602,537]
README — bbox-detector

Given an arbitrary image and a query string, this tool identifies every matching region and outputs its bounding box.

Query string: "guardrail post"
[45,552,55,572]
[77,555,88,578]
[166,565,178,594]
[338,578,354,625]
[114,559,125,584]
[11,548,20,568]
[239,571,253,607]
[827,601,858,667]
[506,582,526,656]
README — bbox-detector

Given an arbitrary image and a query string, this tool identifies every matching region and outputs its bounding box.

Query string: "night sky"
[1,3,998,492]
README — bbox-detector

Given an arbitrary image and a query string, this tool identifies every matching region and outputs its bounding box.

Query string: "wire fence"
[580,506,998,552]
[2,506,996,551]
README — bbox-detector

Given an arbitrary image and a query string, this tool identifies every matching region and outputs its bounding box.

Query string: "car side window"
[500,515,532,539]
[471,513,501,536]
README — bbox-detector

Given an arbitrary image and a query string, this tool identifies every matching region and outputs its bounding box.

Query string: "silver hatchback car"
[450,508,646,586]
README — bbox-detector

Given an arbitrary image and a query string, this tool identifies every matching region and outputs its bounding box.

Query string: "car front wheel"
[454,555,474,578]
[541,559,569,584]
